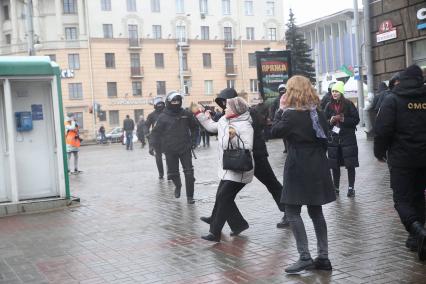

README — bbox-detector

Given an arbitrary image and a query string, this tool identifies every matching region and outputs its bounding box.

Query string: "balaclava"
[166,91,183,113]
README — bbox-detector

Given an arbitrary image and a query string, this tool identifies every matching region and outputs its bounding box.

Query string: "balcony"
[224,40,235,50]
[180,68,192,77]
[176,39,190,50]
[130,66,144,78]
[128,38,141,49]
[225,65,238,76]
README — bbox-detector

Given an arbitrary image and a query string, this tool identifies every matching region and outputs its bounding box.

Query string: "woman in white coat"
[194,97,254,242]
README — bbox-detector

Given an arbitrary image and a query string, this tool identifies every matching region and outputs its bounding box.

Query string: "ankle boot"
[285,258,314,273]
[277,214,290,228]
[410,221,426,261]
[200,216,212,224]
[171,176,182,198]
[406,234,418,252]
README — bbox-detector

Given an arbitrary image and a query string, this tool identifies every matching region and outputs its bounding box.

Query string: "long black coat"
[324,98,360,169]
[271,109,336,206]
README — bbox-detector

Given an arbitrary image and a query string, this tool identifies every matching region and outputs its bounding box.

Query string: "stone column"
[55,0,63,38]
[330,23,336,71]
[77,0,86,36]
[338,21,344,68]
[32,0,40,41]
[323,26,329,73]
[310,30,315,61]
[348,19,355,66]
[10,0,18,44]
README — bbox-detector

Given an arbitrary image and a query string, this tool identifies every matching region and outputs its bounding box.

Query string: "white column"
[3,80,19,203]
[323,26,329,73]
[10,0,18,44]
[32,0,40,39]
[77,0,86,36]
[315,26,322,75]
[330,23,336,71]
[338,21,344,68]
[310,31,315,61]
[55,0,63,38]
[348,19,355,66]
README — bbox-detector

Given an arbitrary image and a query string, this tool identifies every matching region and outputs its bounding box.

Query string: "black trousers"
[254,154,285,212]
[155,150,164,177]
[165,149,194,198]
[390,166,426,232]
[210,180,247,236]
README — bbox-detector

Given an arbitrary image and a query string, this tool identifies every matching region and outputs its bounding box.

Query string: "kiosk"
[0,57,77,216]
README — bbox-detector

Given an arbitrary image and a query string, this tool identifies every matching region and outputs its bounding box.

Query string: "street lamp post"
[178,30,184,95]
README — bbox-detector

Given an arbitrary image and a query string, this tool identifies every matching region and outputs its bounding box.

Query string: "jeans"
[285,204,329,260]
[210,180,247,236]
[67,151,79,171]
[165,150,194,198]
[125,131,133,150]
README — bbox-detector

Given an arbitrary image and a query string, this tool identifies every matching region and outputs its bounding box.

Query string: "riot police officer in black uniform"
[375,64,426,261]
[151,91,198,204]
[145,96,166,179]
[200,88,288,227]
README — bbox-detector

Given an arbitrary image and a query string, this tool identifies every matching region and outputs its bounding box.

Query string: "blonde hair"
[284,75,320,109]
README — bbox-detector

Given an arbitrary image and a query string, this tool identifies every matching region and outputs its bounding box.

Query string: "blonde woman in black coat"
[272,76,336,274]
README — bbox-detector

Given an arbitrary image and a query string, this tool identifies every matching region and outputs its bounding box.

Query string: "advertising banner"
[256,50,292,105]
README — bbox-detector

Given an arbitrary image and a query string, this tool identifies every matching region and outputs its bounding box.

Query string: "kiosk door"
[11,81,58,200]
[0,84,10,202]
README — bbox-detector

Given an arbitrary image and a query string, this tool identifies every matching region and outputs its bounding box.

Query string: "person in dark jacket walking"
[136,115,146,148]
[151,91,198,204]
[200,87,288,228]
[324,81,360,197]
[272,75,336,273]
[270,84,288,153]
[374,64,426,261]
[146,97,166,179]
[123,114,135,150]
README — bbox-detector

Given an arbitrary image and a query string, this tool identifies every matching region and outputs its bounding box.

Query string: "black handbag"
[223,134,253,172]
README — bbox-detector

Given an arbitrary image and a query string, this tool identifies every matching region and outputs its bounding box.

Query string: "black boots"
[406,234,418,252]
[170,177,182,198]
[230,223,249,236]
[347,187,355,197]
[313,257,332,270]
[200,216,212,224]
[410,221,426,261]
[276,214,290,228]
[201,233,220,242]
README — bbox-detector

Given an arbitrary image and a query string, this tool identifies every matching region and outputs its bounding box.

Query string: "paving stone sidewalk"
[0,134,425,283]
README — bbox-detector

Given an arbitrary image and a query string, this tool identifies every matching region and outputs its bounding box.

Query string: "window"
[183,80,190,94]
[226,80,235,89]
[244,1,253,16]
[224,27,232,42]
[73,112,84,129]
[132,81,142,96]
[105,53,115,68]
[176,0,184,13]
[5,34,11,44]
[151,0,160,12]
[98,111,106,121]
[68,83,83,100]
[127,0,137,11]
[202,53,211,68]
[46,54,56,62]
[182,53,188,71]
[134,109,144,122]
[103,24,113,38]
[63,0,77,14]
[156,81,166,95]
[246,27,255,40]
[248,53,256,67]
[65,27,78,40]
[100,0,111,11]
[130,53,141,75]
[68,54,80,69]
[152,25,162,39]
[411,39,426,68]
[109,110,119,126]
[266,1,275,16]
[107,82,117,97]
[204,80,213,95]
[201,26,209,40]
[199,0,208,14]
[3,5,9,20]
[155,53,164,68]
[268,28,277,41]
[222,0,230,15]
[176,25,186,43]
[250,79,258,92]
[128,25,138,46]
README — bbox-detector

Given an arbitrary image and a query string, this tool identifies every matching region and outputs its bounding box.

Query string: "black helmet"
[165,91,183,112]
[215,88,238,110]
[388,72,401,90]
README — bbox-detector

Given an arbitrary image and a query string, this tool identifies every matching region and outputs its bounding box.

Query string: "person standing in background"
[146,97,166,179]
[136,115,146,148]
[65,113,82,174]
[123,114,135,151]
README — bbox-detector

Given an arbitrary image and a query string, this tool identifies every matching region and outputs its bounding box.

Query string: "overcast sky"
[283,0,364,25]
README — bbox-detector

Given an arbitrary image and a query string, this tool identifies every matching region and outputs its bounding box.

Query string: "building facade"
[0,0,285,139]
[298,9,364,94]
[369,0,426,88]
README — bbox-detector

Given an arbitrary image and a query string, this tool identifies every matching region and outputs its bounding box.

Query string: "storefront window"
[411,38,426,69]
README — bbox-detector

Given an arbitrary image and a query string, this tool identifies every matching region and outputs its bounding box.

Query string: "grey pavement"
[0,134,425,283]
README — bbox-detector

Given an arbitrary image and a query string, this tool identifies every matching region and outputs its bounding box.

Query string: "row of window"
[98,0,276,16]
[68,109,144,128]
[63,51,258,71]
[68,78,259,100]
